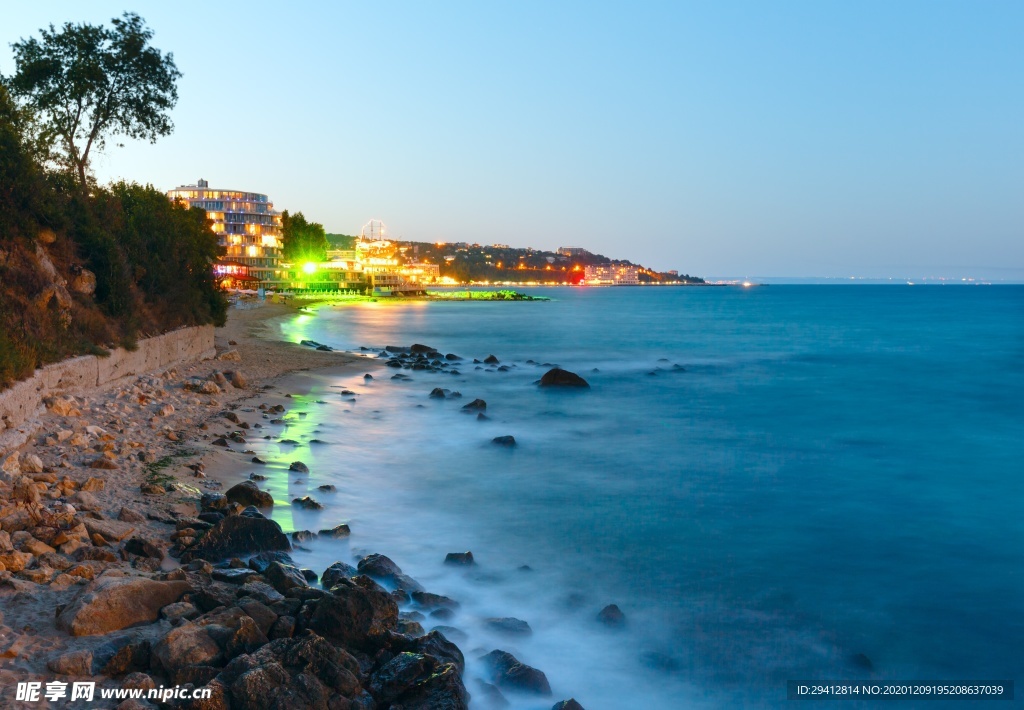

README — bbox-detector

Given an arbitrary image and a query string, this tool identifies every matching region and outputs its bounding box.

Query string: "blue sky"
[2,1,1022,278]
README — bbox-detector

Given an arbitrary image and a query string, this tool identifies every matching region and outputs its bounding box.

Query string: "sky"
[2,1,1022,279]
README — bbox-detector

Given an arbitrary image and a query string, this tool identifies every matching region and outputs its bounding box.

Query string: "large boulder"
[182,511,290,562]
[304,575,398,650]
[152,606,269,676]
[57,575,191,636]
[357,553,424,592]
[539,368,589,388]
[321,561,358,590]
[225,481,274,508]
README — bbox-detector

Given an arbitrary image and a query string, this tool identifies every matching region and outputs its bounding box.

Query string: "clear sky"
[2,1,1022,279]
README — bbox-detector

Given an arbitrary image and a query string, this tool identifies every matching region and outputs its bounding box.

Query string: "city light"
[303,262,317,275]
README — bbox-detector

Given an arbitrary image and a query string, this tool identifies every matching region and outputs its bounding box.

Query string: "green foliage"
[7,12,181,187]
[282,210,328,263]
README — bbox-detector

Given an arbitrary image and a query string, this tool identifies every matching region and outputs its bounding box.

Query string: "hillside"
[0,86,226,389]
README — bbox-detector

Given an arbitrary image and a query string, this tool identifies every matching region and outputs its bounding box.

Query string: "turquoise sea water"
[256,285,1022,708]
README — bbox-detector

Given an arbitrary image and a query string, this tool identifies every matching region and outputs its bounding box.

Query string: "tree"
[281,210,329,263]
[7,12,181,188]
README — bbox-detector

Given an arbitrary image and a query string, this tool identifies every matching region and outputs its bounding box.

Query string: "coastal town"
[167,180,702,295]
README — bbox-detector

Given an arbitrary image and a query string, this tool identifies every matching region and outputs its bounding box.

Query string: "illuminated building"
[584,264,639,285]
[167,178,283,285]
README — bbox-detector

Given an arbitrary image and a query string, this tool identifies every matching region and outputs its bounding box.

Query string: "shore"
[0,300,576,709]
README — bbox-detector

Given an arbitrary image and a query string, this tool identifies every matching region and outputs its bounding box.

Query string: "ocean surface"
[251,285,1022,708]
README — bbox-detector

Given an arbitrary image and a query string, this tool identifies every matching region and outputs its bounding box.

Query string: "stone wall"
[0,325,215,441]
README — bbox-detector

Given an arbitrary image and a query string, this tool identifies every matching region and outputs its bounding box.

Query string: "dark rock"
[292,496,323,510]
[364,373,374,379]
[492,435,516,447]
[370,652,438,704]
[251,457,266,465]
[316,484,336,492]
[226,481,274,508]
[429,388,447,399]
[97,639,151,676]
[181,515,291,563]
[124,537,164,559]
[410,344,435,353]
[433,625,468,643]
[291,530,317,544]
[430,608,455,621]
[476,680,510,708]
[318,523,351,538]
[211,567,262,584]
[392,662,469,710]
[248,551,295,574]
[444,551,475,566]
[248,472,267,481]
[200,492,229,512]
[321,561,358,590]
[391,588,411,604]
[301,569,318,583]
[445,353,461,360]
[237,599,278,636]
[552,699,586,710]
[481,649,552,696]
[289,461,309,474]
[411,591,460,610]
[484,617,532,636]
[461,399,486,411]
[268,615,295,640]
[477,412,489,421]
[597,604,625,627]
[539,368,590,388]
[265,561,309,594]
[304,575,399,650]
[483,355,500,364]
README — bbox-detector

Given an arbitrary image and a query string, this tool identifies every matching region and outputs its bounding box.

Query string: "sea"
[248,285,1022,709]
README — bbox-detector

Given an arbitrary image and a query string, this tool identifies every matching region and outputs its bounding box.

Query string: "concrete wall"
[0,325,214,440]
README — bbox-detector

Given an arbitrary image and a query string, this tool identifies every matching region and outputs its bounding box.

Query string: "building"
[584,264,640,285]
[400,263,441,283]
[168,179,283,285]
[558,246,588,257]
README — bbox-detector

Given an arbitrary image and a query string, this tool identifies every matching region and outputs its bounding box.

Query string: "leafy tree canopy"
[6,12,180,188]
[282,210,328,263]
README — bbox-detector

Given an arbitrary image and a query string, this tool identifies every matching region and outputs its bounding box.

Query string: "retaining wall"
[0,325,215,441]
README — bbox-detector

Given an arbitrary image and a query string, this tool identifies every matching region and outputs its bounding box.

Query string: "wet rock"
[429,387,448,399]
[305,575,399,650]
[181,513,291,563]
[97,639,151,676]
[124,537,164,559]
[483,355,500,364]
[484,617,532,636]
[318,523,350,538]
[597,603,625,627]
[476,680,510,708]
[412,591,460,610]
[492,435,516,447]
[211,567,262,584]
[398,618,425,636]
[357,553,423,592]
[265,561,309,595]
[292,496,323,510]
[57,575,191,636]
[226,480,274,508]
[321,561,358,589]
[481,649,552,696]
[444,551,475,566]
[289,461,309,474]
[161,601,200,623]
[370,652,439,704]
[291,530,317,544]
[552,699,586,710]
[461,399,487,411]
[539,368,590,388]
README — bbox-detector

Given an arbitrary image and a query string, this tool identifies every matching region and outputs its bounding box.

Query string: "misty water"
[243,285,1022,708]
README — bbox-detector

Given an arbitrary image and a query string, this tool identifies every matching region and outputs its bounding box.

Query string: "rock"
[122,672,157,692]
[850,652,874,671]
[484,617,532,636]
[370,652,439,704]
[318,523,350,538]
[140,483,166,495]
[398,618,425,636]
[268,615,295,640]
[151,621,222,672]
[481,649,552,696]
[218,349,242,361]
[237,599,278,636]
[247,551,294,574]
[161,601,200,623]
[321,561,358,589]
[88,458,119,470]
[265,561,309,594]
[429,387,447,399]
[124,537,164,559]
[20,454,44,473]
[412,591,460,610]
[401,629,466,674]
[305,575,399,650]
[483,355,500,364]
[552,699,586,710]
[12,476,40,504]
[539,368,590,388]
[181,513,291,563]
[45,395,81,416]
[97,639,152,676]
[118,507,146,523]
[46,649,93,675]
[492,435,516,447]
[289,461,309,474]
[476,680,510,708]
[211,567,262,584]
[1,454,20,477]
[462,399,487,411]
[226,480,274,508]
[230,371,247,388]
[57,575,191,636]
[80,476,105,491]
[597,603,625,627]
[291,496,323,510]
[70,269,97,295]
[292,530,317,544]
[84,518,136,542]
[444,551,475,566]
[357,553,423,591]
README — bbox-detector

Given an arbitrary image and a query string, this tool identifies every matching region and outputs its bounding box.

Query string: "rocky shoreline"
[0,303,587,709]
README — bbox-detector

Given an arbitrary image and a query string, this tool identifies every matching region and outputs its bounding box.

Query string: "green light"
[303,262,317,274]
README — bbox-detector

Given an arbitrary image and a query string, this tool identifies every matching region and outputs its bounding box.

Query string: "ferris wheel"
[359,219,388,242]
